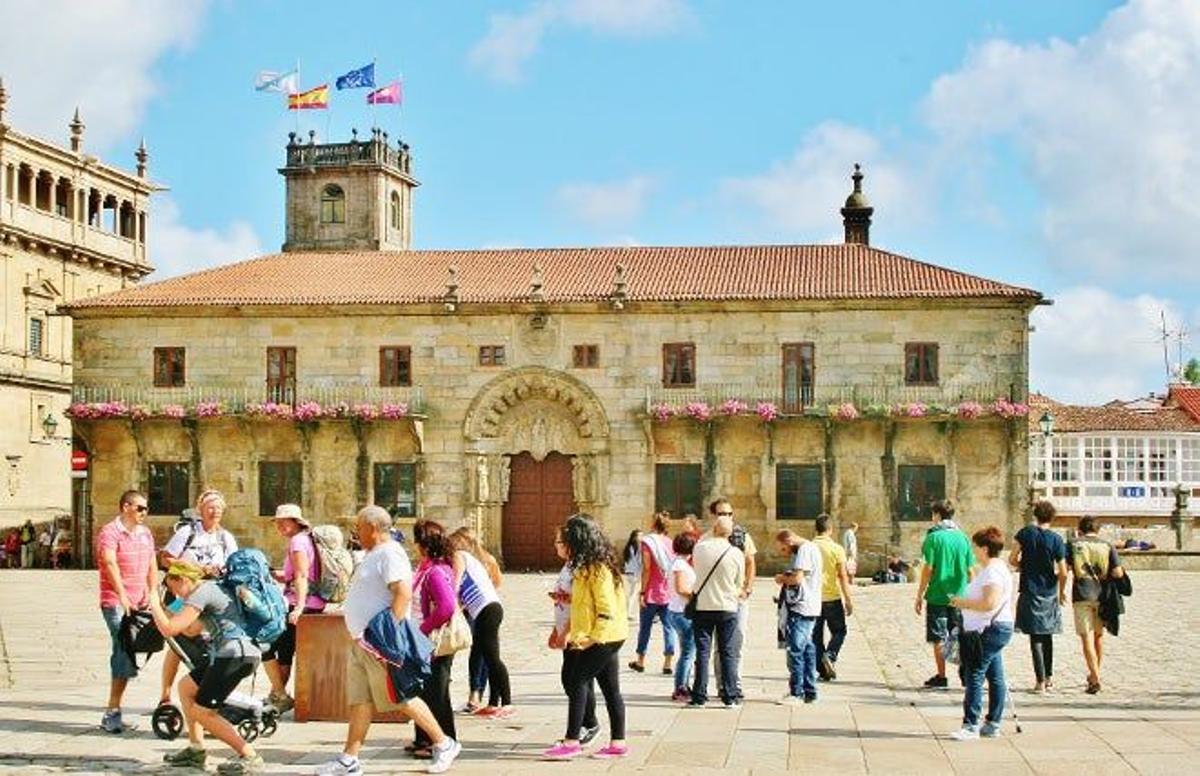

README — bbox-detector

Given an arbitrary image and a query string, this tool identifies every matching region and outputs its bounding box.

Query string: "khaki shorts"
[346,642,415,713]
[1072,600,1103,636]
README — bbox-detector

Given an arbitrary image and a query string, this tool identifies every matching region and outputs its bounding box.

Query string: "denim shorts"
[925,604,959,645]
[101,606,139,680]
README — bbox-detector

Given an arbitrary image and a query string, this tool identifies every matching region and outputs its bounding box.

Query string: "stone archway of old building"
[462,367,610,568]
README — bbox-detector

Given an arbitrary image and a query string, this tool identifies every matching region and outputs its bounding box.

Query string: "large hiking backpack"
[219,548,287,647]
[309,525,354,604]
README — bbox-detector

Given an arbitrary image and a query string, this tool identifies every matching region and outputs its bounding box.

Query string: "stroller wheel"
[151,704,184,740]
[260,718,277,738]
[237,718,259,743]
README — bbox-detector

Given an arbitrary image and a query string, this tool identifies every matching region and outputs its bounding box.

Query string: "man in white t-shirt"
[773,529,823,705]
[316,505,460,776]
[156,490,238,707]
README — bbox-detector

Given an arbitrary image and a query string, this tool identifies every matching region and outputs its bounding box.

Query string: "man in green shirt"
[913,500,975,688]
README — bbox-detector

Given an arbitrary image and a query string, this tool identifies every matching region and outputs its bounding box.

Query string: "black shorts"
[925,604,960,644]
[262,606,323,665]
[191,656,259,709]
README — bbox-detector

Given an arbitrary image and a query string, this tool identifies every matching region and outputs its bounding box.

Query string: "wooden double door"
[501,452,576,570]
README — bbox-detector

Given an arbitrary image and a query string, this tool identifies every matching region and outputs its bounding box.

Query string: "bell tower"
[279,128,418,252]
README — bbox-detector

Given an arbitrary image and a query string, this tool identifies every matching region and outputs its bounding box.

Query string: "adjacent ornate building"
[0,81,155,531]
[66,133,1043,570]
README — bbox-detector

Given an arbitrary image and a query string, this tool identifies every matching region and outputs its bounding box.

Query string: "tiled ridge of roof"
[1167,386,1200,423]
[1029,393,1200,433]
[67,243,1042,309]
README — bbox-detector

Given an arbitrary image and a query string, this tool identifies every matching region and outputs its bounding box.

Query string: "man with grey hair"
[688,513,745,708]
[315,506,460,775]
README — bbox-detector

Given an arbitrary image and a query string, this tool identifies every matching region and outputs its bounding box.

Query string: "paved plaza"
[0,569,1196,774]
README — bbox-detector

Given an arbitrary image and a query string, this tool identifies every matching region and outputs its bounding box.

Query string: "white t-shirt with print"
[343,541,413,639]
[790,541,823,617]
[667,557,696,613]
[962,558,1015,633]
[164,523,237,570]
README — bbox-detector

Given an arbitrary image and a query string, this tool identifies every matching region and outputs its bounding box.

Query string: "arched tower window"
[320,184,345,224]
[390,191,401,230]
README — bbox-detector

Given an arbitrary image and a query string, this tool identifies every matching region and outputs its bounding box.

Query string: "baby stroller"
[151,634,281,743]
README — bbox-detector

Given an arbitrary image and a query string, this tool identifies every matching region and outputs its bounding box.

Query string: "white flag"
[255,69,299,94]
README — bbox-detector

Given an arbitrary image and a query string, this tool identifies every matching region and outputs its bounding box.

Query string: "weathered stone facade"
[0,83,153,529]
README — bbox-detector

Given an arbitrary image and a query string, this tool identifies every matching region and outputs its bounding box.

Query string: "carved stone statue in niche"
[476,454,490,502]
[507,401,577,461]
[573,455,593,504]
[496,455,511,502]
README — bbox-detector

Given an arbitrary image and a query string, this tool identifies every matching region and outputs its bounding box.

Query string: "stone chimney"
[840,163,874,246]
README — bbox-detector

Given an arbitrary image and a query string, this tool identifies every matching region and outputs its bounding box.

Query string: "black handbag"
[120,608,165,667]
[684,547,732,621]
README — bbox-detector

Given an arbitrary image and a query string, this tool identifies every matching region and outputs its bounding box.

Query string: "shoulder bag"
[684,546,732,621]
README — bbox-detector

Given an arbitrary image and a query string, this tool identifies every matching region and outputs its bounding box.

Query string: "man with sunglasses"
[96,489,158,734]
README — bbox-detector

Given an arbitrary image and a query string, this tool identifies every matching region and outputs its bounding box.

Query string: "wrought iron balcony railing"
[71,381,425,415]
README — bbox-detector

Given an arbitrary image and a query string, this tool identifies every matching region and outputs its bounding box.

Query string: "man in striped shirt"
[96,489,157,734]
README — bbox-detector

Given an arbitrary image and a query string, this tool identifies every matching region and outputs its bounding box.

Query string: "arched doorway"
[502,452,575,569]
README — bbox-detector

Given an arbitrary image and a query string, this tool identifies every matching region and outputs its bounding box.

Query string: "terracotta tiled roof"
[1167,386,1200,422]
[65,244,1042,309]
[1029,393,1200,433]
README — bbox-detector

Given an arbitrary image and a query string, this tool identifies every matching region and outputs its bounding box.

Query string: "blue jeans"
[635,602,676,658]
[100,606,138,680]
[785,614,818,698]
[962,624,1013,728]
[667,610,695,691]
[691,610,740,704]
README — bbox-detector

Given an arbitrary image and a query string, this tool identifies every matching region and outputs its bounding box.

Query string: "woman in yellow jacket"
[543,514,630,761]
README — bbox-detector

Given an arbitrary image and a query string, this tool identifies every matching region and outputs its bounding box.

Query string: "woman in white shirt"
[666,532,697,702]
[949,526,1015,741]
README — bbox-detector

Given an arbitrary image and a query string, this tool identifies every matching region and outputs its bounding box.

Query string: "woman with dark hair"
[949,526,1015,741]
[629,513,676,674]
[1011,500,1067,693]
[410,520,459,758]
[666,531,697,701]
[621,529,642,619]
[543,514,629,761]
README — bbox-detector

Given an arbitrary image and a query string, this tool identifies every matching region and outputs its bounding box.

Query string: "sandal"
[627,661,645,673]
[1086,680,1101,695]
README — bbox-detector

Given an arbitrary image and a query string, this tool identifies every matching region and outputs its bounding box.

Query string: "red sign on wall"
[71,450,88,471]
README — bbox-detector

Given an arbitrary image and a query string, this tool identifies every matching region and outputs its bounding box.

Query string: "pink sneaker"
[542,742,584,760]
[491,706,517,720]
[592,744,629,759]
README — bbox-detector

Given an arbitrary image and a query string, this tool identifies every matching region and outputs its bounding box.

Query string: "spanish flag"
[288,84,329,110]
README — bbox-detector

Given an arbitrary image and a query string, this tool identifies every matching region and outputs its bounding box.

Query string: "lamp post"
[1027,412,1055,521]
[1171,482,1192,551]
[1038,411,1055,439]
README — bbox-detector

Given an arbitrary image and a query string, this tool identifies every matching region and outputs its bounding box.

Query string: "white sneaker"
[314,755,362,775]
[427,738,461,774]
[949,727,980,741]
[777,694,804,706]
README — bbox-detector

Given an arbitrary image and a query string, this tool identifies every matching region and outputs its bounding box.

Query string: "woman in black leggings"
[543,514,629,761]
[1011,500,1068,692]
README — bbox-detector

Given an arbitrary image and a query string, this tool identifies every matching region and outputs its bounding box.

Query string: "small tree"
[1185,358,1200,386]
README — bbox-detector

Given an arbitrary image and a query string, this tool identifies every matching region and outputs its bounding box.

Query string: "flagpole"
[325,71,332,142]
[293,59,301,134]
[370,56,378,133]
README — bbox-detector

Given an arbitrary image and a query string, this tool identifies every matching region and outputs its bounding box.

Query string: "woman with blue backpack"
[148,559,269,775]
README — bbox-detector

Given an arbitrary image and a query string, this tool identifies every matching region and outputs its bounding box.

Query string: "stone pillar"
[880,420,898,545]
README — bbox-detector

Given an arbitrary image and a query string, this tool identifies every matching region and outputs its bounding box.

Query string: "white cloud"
[469,0,692,82]
[1031,286,1197,402]
[0,1,208,151]
[924,0,1200,283]
[555,175,656,228]
[720,122,925,238]
[149,197,263,280]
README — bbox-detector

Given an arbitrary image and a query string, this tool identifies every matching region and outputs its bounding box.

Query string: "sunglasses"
[716,511,734,517]
[133,505,148,513]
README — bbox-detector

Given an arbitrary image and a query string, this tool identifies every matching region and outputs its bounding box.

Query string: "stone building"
[65,135,1043,570]
[0,81,155,532]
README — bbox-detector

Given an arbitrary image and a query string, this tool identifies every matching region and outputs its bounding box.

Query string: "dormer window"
[321,184,346,224]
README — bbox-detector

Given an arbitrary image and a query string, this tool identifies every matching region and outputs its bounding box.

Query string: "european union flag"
[335,63,375,90]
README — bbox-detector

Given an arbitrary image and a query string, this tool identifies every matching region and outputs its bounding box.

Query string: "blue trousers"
[962,624,1013,728]
[785,614,818,699]
[635,601,677,657]
[667,609,695,691]
[100,606,138,680]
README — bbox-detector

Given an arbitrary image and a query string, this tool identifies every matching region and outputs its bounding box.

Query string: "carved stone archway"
[462,367,611,556]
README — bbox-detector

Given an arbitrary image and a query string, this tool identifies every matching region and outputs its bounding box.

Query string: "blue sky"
[2,0,1197,402]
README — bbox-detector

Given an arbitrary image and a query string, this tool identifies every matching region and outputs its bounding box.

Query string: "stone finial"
[0,77,8,125]
[840,162,874,246]
[530,263,545,302]
[351,127,358,142]
[135,138,148,178]
[444,266,460,312]
[69,107,85,153]
[308,129,316,145]
[287,131,298,147]
[610,262,628,310]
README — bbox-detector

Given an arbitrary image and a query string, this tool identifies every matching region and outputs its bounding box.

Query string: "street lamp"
[41,412,59,439]
[1038,411,1055,438]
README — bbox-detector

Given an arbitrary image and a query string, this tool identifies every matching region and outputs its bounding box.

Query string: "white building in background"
[1029,385,1200,523]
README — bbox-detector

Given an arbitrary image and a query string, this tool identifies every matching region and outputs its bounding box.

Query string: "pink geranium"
[684,401,712,423]
[719,399,748,416]
[247,401,294,420]
[992,398,1030,418]
[294,401,323,421]
[379,402,409,419]
[351,403,379,421]
[194,401,222,418]
[160,404,186,419]
[833,402,859,421]
[650,403,675,422]
[756,401,779,423]
[957,401,984,420]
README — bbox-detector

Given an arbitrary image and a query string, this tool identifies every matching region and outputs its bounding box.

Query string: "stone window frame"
[373,461,418,518]
[27,316,45,357]
[662,342,696,388]
[897,464,945,521]
[781,342,815,412]
[775,463,823,520]
[320,183,346,224]
[654,462,702,519]
[266,346,298,404]
[379,346,412,387]
[572,344,600,369]
[904,342,939,386]
[389,191,402,230]
[258,461,302,517]
[153,347,186,388]
[479,345,507,367]
[147,461,190,516]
